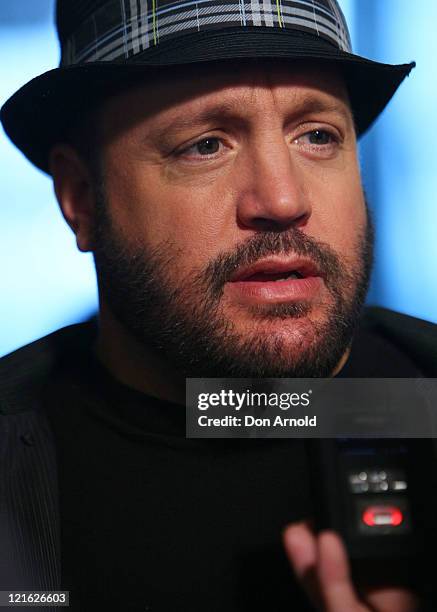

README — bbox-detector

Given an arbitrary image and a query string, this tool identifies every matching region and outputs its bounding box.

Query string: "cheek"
[305,166,366,257]
[104,162,233,272]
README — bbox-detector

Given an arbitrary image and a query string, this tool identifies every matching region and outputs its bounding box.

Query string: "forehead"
[101,59,351,134]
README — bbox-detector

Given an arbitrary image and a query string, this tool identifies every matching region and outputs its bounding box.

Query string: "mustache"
[201,227,349,299]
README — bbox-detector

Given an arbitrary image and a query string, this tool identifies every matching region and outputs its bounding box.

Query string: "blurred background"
[0,0,436,357]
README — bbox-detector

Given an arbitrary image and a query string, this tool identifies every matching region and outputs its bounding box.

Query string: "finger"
[283,522,322,610]
[364,587,419,612]
[283,522,317,578]
[317,531,367,612]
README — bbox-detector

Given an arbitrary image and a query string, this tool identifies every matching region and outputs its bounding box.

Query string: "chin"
[230,302,325,334]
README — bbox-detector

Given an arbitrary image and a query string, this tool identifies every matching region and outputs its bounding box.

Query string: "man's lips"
[229,257,322,282]
[226,257,324,304]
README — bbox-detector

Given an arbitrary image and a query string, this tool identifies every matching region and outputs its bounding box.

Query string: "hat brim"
[0,28,415,174]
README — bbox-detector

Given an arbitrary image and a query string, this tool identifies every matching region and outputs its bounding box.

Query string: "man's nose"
[236,138,312,231]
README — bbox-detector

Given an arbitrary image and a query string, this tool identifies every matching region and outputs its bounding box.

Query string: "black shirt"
[44,325,423,611]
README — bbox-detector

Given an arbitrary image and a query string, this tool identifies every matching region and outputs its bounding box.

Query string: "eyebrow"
[149,94,352,145]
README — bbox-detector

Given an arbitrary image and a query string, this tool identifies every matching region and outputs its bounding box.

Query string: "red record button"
[362,505,403,527]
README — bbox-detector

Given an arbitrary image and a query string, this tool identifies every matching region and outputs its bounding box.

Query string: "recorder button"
[362,505,403,527]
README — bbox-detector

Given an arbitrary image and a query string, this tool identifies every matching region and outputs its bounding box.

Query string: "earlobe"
[49,144,96,252]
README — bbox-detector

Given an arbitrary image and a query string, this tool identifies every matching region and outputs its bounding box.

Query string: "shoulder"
[0,321,97,415]
[362,306,437,376]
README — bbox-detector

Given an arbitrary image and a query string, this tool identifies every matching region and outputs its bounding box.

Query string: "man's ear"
[49,144,96,252]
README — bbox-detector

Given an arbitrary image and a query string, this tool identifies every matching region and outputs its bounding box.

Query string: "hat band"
[61,0,351,66]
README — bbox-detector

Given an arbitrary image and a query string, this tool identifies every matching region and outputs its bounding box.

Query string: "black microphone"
[306,438,437,592]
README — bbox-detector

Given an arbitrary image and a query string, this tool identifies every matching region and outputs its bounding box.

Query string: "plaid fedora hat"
[1,0,415,173]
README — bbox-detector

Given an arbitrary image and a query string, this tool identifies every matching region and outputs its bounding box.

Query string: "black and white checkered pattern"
[61,0,351,66]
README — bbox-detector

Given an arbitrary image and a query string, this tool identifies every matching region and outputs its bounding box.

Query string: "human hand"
[283,521,419,612]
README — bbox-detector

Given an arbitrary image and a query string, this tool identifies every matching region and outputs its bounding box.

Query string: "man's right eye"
[179,137,223,159]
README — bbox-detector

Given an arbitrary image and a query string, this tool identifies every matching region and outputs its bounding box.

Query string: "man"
[1,0,436,610]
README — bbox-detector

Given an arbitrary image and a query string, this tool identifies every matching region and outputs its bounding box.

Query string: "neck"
[94,302,186,405]
[94,301,352,405]
[332,346,351,376]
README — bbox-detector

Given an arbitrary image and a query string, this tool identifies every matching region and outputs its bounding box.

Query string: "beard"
[92,190,374,378]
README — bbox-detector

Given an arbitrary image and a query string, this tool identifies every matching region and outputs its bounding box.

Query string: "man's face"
[92,59,373,377]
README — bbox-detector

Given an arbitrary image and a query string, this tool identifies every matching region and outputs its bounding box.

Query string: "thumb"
[317,531,367,612]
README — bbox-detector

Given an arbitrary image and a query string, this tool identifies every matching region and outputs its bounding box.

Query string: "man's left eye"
[298,129,336,146]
